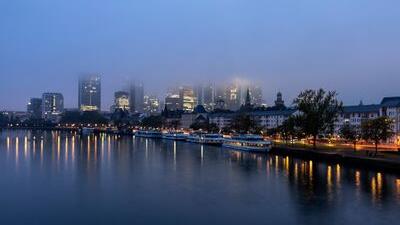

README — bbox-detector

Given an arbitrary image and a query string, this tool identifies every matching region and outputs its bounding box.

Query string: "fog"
[1,0,400,110]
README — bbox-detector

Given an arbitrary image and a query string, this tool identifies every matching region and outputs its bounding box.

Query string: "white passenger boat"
[186,133,224,145]
[135,130,162,138]
[162,131,188,141]
[223,135,272,152]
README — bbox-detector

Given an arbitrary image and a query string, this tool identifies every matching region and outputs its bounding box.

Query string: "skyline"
[1,0,400,110]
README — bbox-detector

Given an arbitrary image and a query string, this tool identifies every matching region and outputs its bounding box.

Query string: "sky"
[1,0,400,111]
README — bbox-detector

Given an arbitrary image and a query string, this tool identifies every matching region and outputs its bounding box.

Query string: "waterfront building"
[209,111,236,130]
[27,98,42,119]
[380,97,400,143]
[42,93,64,121]
[334,103,380,134]
[250,109,297,130]
[180,105,208,129]
[78,74,101,112]
[129,82,144,113]
[114,91,130,111]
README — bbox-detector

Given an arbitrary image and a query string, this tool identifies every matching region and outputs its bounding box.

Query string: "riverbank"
[271,145,400,173]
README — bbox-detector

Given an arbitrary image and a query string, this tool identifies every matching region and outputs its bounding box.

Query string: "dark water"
[0,130,399,225]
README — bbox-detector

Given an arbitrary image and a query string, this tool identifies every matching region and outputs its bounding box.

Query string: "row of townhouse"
[208,97,400,144]
[208,109,296,130]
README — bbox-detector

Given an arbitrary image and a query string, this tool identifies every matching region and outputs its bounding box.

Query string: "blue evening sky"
[1,0,399,110]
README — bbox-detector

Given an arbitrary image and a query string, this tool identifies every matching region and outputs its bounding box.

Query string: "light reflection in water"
[71,136,75,162]
[24,136,28,159]
[355,171,361,198]
[87,136,91,164]
[94,135,98,163]
[6,137,10,151]
[336,164,341,187]
[2,131,400,211]
[57,135,61,162]
[200,145,204,164]
[327,166,333,196]
[40,139,44,163]
[65,136,69,162]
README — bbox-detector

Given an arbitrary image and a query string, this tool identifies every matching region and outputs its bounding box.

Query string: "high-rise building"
[129,82,144,113]
[165,94,181,111]
[179,86,196,112]
[225,84,242,110]
[144,95,160,115]
[249,86,263,106]
[114,91,130,111]
[202,84,214,111]
[194,84,214,111]
[42,93,64,120]
[27,98,42,119]
[78,75,101,111]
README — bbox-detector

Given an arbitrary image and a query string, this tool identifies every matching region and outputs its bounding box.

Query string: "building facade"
[179,86,196,112]
[42,93,64,121]
[78,75,101,111]
[114,91,130,111]
[129,82,144,113]
[143,95,160,115]
[27,98,42,119]
[380,97,400,144]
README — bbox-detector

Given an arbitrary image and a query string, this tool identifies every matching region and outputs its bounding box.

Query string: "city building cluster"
[1,75,400,143]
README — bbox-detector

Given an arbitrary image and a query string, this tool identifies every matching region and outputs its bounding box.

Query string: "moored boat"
[223,135,272,152]
[186,133,224,145]
[135,130,162,138]
[162,131,188,141]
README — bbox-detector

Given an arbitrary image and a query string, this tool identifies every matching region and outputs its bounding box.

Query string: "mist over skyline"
[1,0,400,111]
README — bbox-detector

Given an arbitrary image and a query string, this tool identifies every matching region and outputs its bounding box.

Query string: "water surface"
[0,130,399,225]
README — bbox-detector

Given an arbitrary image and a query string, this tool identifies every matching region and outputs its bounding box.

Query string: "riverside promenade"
[271,144,400,173]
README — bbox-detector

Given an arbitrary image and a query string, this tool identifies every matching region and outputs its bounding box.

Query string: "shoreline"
[271,146,400,174]
[2,128,400,174]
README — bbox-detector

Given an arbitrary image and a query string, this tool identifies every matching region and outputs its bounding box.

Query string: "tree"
[111,108,131,128]
[339,124,359,151]
[60,111,109,125]
[0,113,9,127]
[293,89,343,149]
[361,117,394,155]
[190,122,219,133]
[278,115,305,144]
[141,115,163,128]
[230,113,260,134]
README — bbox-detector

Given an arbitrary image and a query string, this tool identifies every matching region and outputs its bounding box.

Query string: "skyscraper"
[144,95,160,115]
[194,84,214,111]
[164,94,181,111]
[249,85,263,106]
[129,82,144,113]
[42,93,64,120]
[179,86,196,112]
[114,91,130,111]
[27,98,42,119]
[225,83,242,110]
[78,75,101,112]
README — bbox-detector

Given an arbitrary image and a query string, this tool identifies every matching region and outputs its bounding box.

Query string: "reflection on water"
[0,130,399,225]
